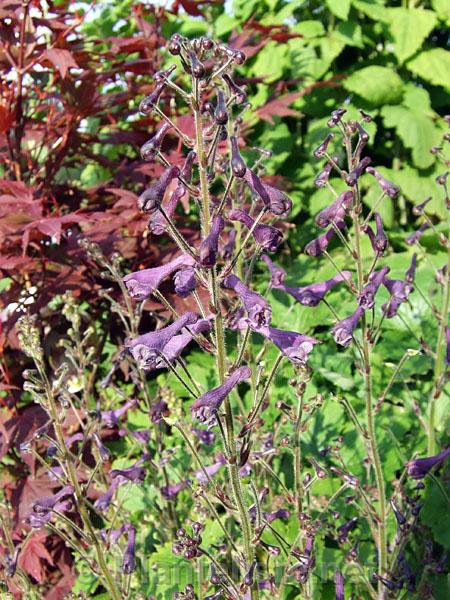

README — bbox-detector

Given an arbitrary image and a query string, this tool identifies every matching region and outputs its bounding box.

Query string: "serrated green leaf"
[421,475,450,548]
[326,0,350,20]
[407,49,450,89]
[344,66,404,105]
[384,8,437,64]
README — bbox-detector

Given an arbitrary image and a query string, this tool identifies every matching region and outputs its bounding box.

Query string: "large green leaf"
[326,0,350,20]
[343,66,404,105]
[384,8,437,64]
[407,49,450,89]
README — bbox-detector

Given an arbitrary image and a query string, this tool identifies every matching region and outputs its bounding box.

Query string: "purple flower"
[261,254,286,287]
[382,277,413,317]
[128,312,199,370]
[222,73,247,104]
[405,447,450,479]
[334,571,345,600]
[92,433,111,462]
[161,480,189,500]
[190,366,252,425]
[195,454,227,483]
[4,547,19,578]
[332,306,364,347]
[266,508,291,523]
[214,89,228,124]
[278,272,353,307]
[137,165,180,214]
[199,215,225,267]
[345,157,371,186]
[26,499,72,528]
[230,135,247,177]
[366,166,400,198]
[305,225,342,257]
[406,223,430,246]
[228,208,283,252]
[405,253,417,284]
[174,267,196,298]
[101,399,136,429]
[121,526,137,574]
[123,253,195,300]
[243,168,292,216]
[327,107,346,127]
[150,400,169,423]
[110,459,147,484]
[154,318,212,368]
[358,266,390,310]
[192,427,216,445]
[102,524,128,545]
[313,133,334,159]
[140,122,171,160]
[223,273,272,328]
[373,213,388,253]
[31,485,74,515]
[315,191,353,228]
[413,196,432,216]
[139,80,166,114]
[253,326,320,365]
[314,160,334,188]
[337,517,358,542]
[221,228,237,259]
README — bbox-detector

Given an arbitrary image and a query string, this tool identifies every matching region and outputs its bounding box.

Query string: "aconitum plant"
[6,35,449,600]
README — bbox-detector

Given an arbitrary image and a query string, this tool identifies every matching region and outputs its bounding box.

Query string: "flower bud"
[313,133,334,159]
[230,135,246,177]
[214,89,228,125]
[140,123,171,161]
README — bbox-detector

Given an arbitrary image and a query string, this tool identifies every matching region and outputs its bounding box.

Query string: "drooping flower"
[140,122,171,160]
[223,273,272,328]
[137,165,180,214]
[314,160,334,188]
[327,107,346,127]
[252,325,320,365]
[230,135,247,177]
[4,547,19,578]
[221,228,237,259]
[313,133,334,159]
[31,485,74,515]
[161,480,190,501]
[214,89,228,124]
[337,517,358,542]
[243,168,292,216]
[345,157,371,186]
[110,462,146,484]
[405,253,417,284]
[366,166,400,198]
[334,571,345,600]
[199,215,225,267]
[174,267,197,298]
[26,499,72,528]
[190,366,252,425]
[154,318,212,368]
[128,312,199,370]
[278,272,353,307]
[139,80,166,114]
[121,526,137,574]
[150,400,169,423]
[382,277,413,318]
[101,399,136,429]
[304,225,343,257]
[358,266,390,310]
[412,196,432,216]
[123,254,195,300]
[228,208,283,252]
[332,306,364,347]
[261,254,286,287]
[194,453,227,483]
[315,191,353,228]
[405,447,450,479]
[222,73,247,104]
[373,213,388,253]
[406,223,430,246]
[92,433,111,463]
[192,427,216,445]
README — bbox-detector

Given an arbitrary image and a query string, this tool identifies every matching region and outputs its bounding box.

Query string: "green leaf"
[384,8,437,64]
[326,0,350,20]
[421,474,450,548]
[432,0,450,22]
[352,0,387,21]
[293,20,325,38]
[251,41,288,83]
[343,66,404,105]
[407,49,450,89]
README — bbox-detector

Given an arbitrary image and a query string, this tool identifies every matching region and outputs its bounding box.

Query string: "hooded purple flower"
[101,524,128,545]
[345,157,371,186]
[314,160,334,188]
[358,266,390,310]
[121,526,137,574]
[406,447,450,479]
[406,223,430,246]
[190,366,252,425]
[221,228,237,259]
[192,427,216,445]
[101,399,136,429]
[110,462,146,484]
[243,168,292,216]
[332,306,364,347]
[199,215,225,267]
[26,499,72,528]
[228,208,283,252]
[315,191,353,228]
[373,213,388,253]
[128,312,199,370]
[305,225,343,257]
[277,272,353,307]
[366,166,400,198]
[139,80,166,114]
[123,254,196,300]
[413,196,432,216]
[382,277,413,318]
[223,273,272,328]
[253,326,320,365]
[405,253,417,284]
[334,571,345,600]
[154,318,212,368]
[140,122,171,160]
[313,133,334,159]
[161,480,189,500]
[174,267,196,298]
[337,517,358,542]
[149,400,169,423]
[31,485,74,515]
[261,254,286,287]
[230,135,247,177]
[195,453,227,483]
[137,165,180,214]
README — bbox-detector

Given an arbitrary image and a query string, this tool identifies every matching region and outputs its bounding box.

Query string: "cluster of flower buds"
[172,523,203,560]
